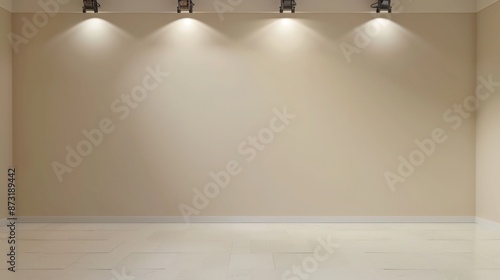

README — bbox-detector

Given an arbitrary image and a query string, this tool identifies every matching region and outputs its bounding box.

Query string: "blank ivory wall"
[0,6,12,221]
[477,1,500,224]
[12,13,477,218]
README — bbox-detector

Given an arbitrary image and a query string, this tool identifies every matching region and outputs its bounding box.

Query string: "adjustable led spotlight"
[82,0,100,13]
[371,0,392,13]
[178,0,195,13]
[280,0,296,13]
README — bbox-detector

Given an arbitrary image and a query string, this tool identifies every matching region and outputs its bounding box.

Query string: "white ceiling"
[0,0,497,13]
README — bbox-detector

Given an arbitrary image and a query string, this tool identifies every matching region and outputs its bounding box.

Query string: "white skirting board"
[18,216,476,223]
[476,217,500,229]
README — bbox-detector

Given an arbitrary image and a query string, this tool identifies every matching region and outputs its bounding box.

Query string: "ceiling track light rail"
[371,0,392,13]
[82,0,100,13]
[280,0,296,13]
[178,0,195,13]
[77,0,395,15]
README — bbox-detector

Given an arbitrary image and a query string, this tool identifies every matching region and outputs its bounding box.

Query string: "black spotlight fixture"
[82,0,100,13]
[178,0,195,13]
[280,0,296,13]
[371,0,392,13]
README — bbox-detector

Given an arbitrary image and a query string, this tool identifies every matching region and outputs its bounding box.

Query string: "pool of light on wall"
[80,18,110,37]
[68,18,131,51]
[243,18,329,53]
[147,18,227,47]
[337,16,408,58]
[279,18,293,26]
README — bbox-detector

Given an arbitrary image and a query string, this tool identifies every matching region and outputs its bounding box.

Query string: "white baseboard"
[476,217,500,229]
[0,218,6,226]
[18,216,476,223]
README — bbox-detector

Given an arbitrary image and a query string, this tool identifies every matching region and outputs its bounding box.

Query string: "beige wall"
[477,1,500,223]
[13,13,477,217]
[0,6,12,221]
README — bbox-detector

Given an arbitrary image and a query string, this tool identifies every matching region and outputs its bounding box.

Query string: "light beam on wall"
[242,19,328,54]
[279,18,292,26]
[66,18,131,51]
[82,0,100,13]
[355,18,408,54]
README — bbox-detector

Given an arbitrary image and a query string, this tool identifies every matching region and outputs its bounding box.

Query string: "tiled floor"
[1,222,500,279]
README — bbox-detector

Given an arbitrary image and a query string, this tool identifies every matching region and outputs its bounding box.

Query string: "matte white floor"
[1,223,500,280]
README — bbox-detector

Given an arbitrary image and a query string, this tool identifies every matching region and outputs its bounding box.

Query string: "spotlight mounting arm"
[280,0,296,13]
[371,0,392,13]
[178,0,195,13]
[82,0,100,13]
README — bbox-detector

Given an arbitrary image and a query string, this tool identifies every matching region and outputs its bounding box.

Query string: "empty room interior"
[1,0,500,279]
